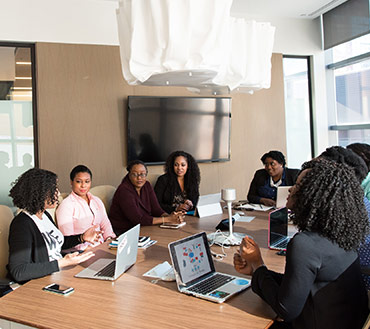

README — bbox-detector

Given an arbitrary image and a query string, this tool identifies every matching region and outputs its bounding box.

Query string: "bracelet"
[79,234,85,243]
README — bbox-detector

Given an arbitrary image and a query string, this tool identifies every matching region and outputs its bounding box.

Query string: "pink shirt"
[56,191,116,250]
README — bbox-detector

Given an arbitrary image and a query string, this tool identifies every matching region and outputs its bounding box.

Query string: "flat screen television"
[127,96,231,165]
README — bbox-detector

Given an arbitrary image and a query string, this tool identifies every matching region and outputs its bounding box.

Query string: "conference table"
[0,210,287,329]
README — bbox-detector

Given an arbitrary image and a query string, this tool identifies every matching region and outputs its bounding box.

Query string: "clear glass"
[337,129,370,146]
[334,58,370,124]
[0,46,34,208]
[283,57,312,169]
[331,33,370,63]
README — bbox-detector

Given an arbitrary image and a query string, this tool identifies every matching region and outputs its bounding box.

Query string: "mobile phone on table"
[160,222,186,229]
[43,283,74,295]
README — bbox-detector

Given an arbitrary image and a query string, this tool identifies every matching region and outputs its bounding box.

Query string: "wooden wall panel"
[36,43,286,200]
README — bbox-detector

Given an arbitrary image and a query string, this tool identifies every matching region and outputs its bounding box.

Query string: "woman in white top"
[7,168,99,283]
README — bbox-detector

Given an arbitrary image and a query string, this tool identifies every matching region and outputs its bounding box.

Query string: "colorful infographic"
[174,236,211,284]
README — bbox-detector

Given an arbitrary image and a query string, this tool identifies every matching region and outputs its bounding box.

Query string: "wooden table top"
[0,210,285,329]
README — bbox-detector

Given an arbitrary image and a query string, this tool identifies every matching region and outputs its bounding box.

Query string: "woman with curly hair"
[234,159,369,329]
[154,151,200,213]
[347,142,370,201]
[7,168,99,284]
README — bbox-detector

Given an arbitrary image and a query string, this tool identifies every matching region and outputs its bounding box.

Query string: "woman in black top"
[154,151,200,213]
[235,159,369,329]
[247,150,299,207]
[7,168,100,284]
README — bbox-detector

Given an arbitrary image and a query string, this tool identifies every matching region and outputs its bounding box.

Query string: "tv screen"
[127,96,231,164]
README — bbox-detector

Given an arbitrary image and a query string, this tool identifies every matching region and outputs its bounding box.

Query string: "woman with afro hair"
[7,168,99,284]
[154,151,200,214]
[234,159,369,329]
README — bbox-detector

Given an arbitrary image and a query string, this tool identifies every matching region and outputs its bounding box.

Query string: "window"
[283,56,313,168]
[0,44,37,208]
[327,33,370,146]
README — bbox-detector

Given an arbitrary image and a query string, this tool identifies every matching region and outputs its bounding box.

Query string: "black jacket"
[247,168,299,204]
[7,211,81,283]
[154,174,199,214]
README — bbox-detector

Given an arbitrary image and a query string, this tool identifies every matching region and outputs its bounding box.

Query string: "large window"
[0,44,37,208]
[283,56,313,168]
[327,33,370,146]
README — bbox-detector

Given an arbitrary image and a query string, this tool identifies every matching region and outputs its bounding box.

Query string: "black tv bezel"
[127,95,232,165]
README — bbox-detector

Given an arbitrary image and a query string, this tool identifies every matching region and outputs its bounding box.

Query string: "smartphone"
[43,283,74,295]
[160,222,186,229]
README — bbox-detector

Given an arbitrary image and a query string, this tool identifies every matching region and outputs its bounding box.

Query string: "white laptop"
[276,186,291,208]
[168,232,250,303]
[75,224,140,281]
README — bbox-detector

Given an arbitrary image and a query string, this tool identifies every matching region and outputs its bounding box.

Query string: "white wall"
[0,0,329,155]
[0,0,119,45]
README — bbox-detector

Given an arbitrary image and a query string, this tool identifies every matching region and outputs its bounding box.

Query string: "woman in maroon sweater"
[109,160,183,235]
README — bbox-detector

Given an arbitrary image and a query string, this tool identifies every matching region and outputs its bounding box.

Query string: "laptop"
[268,207,290,251]
[276,186,291,208]
[168,232,251,303]
[75,224,140,281]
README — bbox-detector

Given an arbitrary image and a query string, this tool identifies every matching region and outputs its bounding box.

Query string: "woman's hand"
[260,198,276,207]
[239,236,264,273]
[82,225,103,244]
[175,199,193,212]
[166,211,185,224]
[58,251,95,269]
[233,252,253,276]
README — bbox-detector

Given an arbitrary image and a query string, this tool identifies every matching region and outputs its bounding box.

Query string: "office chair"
[89,185,116,213]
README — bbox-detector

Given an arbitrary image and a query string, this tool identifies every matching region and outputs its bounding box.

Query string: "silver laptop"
[75,224,140,281]
[168,232,250,303]
[276,186,291,208]
[268,207,290,251]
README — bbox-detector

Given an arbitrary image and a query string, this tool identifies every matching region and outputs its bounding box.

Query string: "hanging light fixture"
[116,0,275,94]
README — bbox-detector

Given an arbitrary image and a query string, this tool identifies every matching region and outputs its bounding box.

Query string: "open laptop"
[168,232,250,303]
[268,207,290,251]
[75,224,140,281]
[276,186,291,209]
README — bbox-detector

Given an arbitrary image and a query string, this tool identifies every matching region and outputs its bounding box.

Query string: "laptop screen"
[169,232,215,286]
[269,207,288,246]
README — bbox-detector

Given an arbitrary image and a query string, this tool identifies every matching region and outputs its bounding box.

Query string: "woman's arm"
[93,197,116,239]
[55,196,76,236]
[8,215,59,283]
[251,235,319,322]
[154,175,174,214]
[247,170,263,204]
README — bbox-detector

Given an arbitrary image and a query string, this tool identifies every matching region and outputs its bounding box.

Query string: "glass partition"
[0,45,36,208]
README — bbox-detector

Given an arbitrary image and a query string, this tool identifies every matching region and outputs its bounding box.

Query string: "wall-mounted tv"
[127,96,231,165]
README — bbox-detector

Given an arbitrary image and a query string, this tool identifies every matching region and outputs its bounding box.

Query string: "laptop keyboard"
[187,273,234,294]
[94,261,116,278]
[274,238,289,249]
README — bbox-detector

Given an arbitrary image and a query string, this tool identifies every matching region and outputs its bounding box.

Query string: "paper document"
[239,203,273,211]
[143,261,175,281]
[232,213,255,223]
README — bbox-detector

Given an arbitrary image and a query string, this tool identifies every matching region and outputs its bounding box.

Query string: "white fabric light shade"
[117,0,275,94]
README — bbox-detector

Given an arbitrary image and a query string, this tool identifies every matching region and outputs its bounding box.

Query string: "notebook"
[168,232,250,303]
[75,224,140,281]
[268,207,290,251]
[276,186,291,208]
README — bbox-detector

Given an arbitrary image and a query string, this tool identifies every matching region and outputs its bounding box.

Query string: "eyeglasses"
[130,172,147,178]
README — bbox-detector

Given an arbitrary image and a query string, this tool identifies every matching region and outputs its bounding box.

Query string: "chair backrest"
[89,185,116,213]
[0,205,14,279]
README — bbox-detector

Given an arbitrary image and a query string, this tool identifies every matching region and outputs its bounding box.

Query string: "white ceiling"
[231,0,348,19]
[100,0,348,19]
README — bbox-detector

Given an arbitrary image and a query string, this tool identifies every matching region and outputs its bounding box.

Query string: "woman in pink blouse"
[56,165,116,250]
